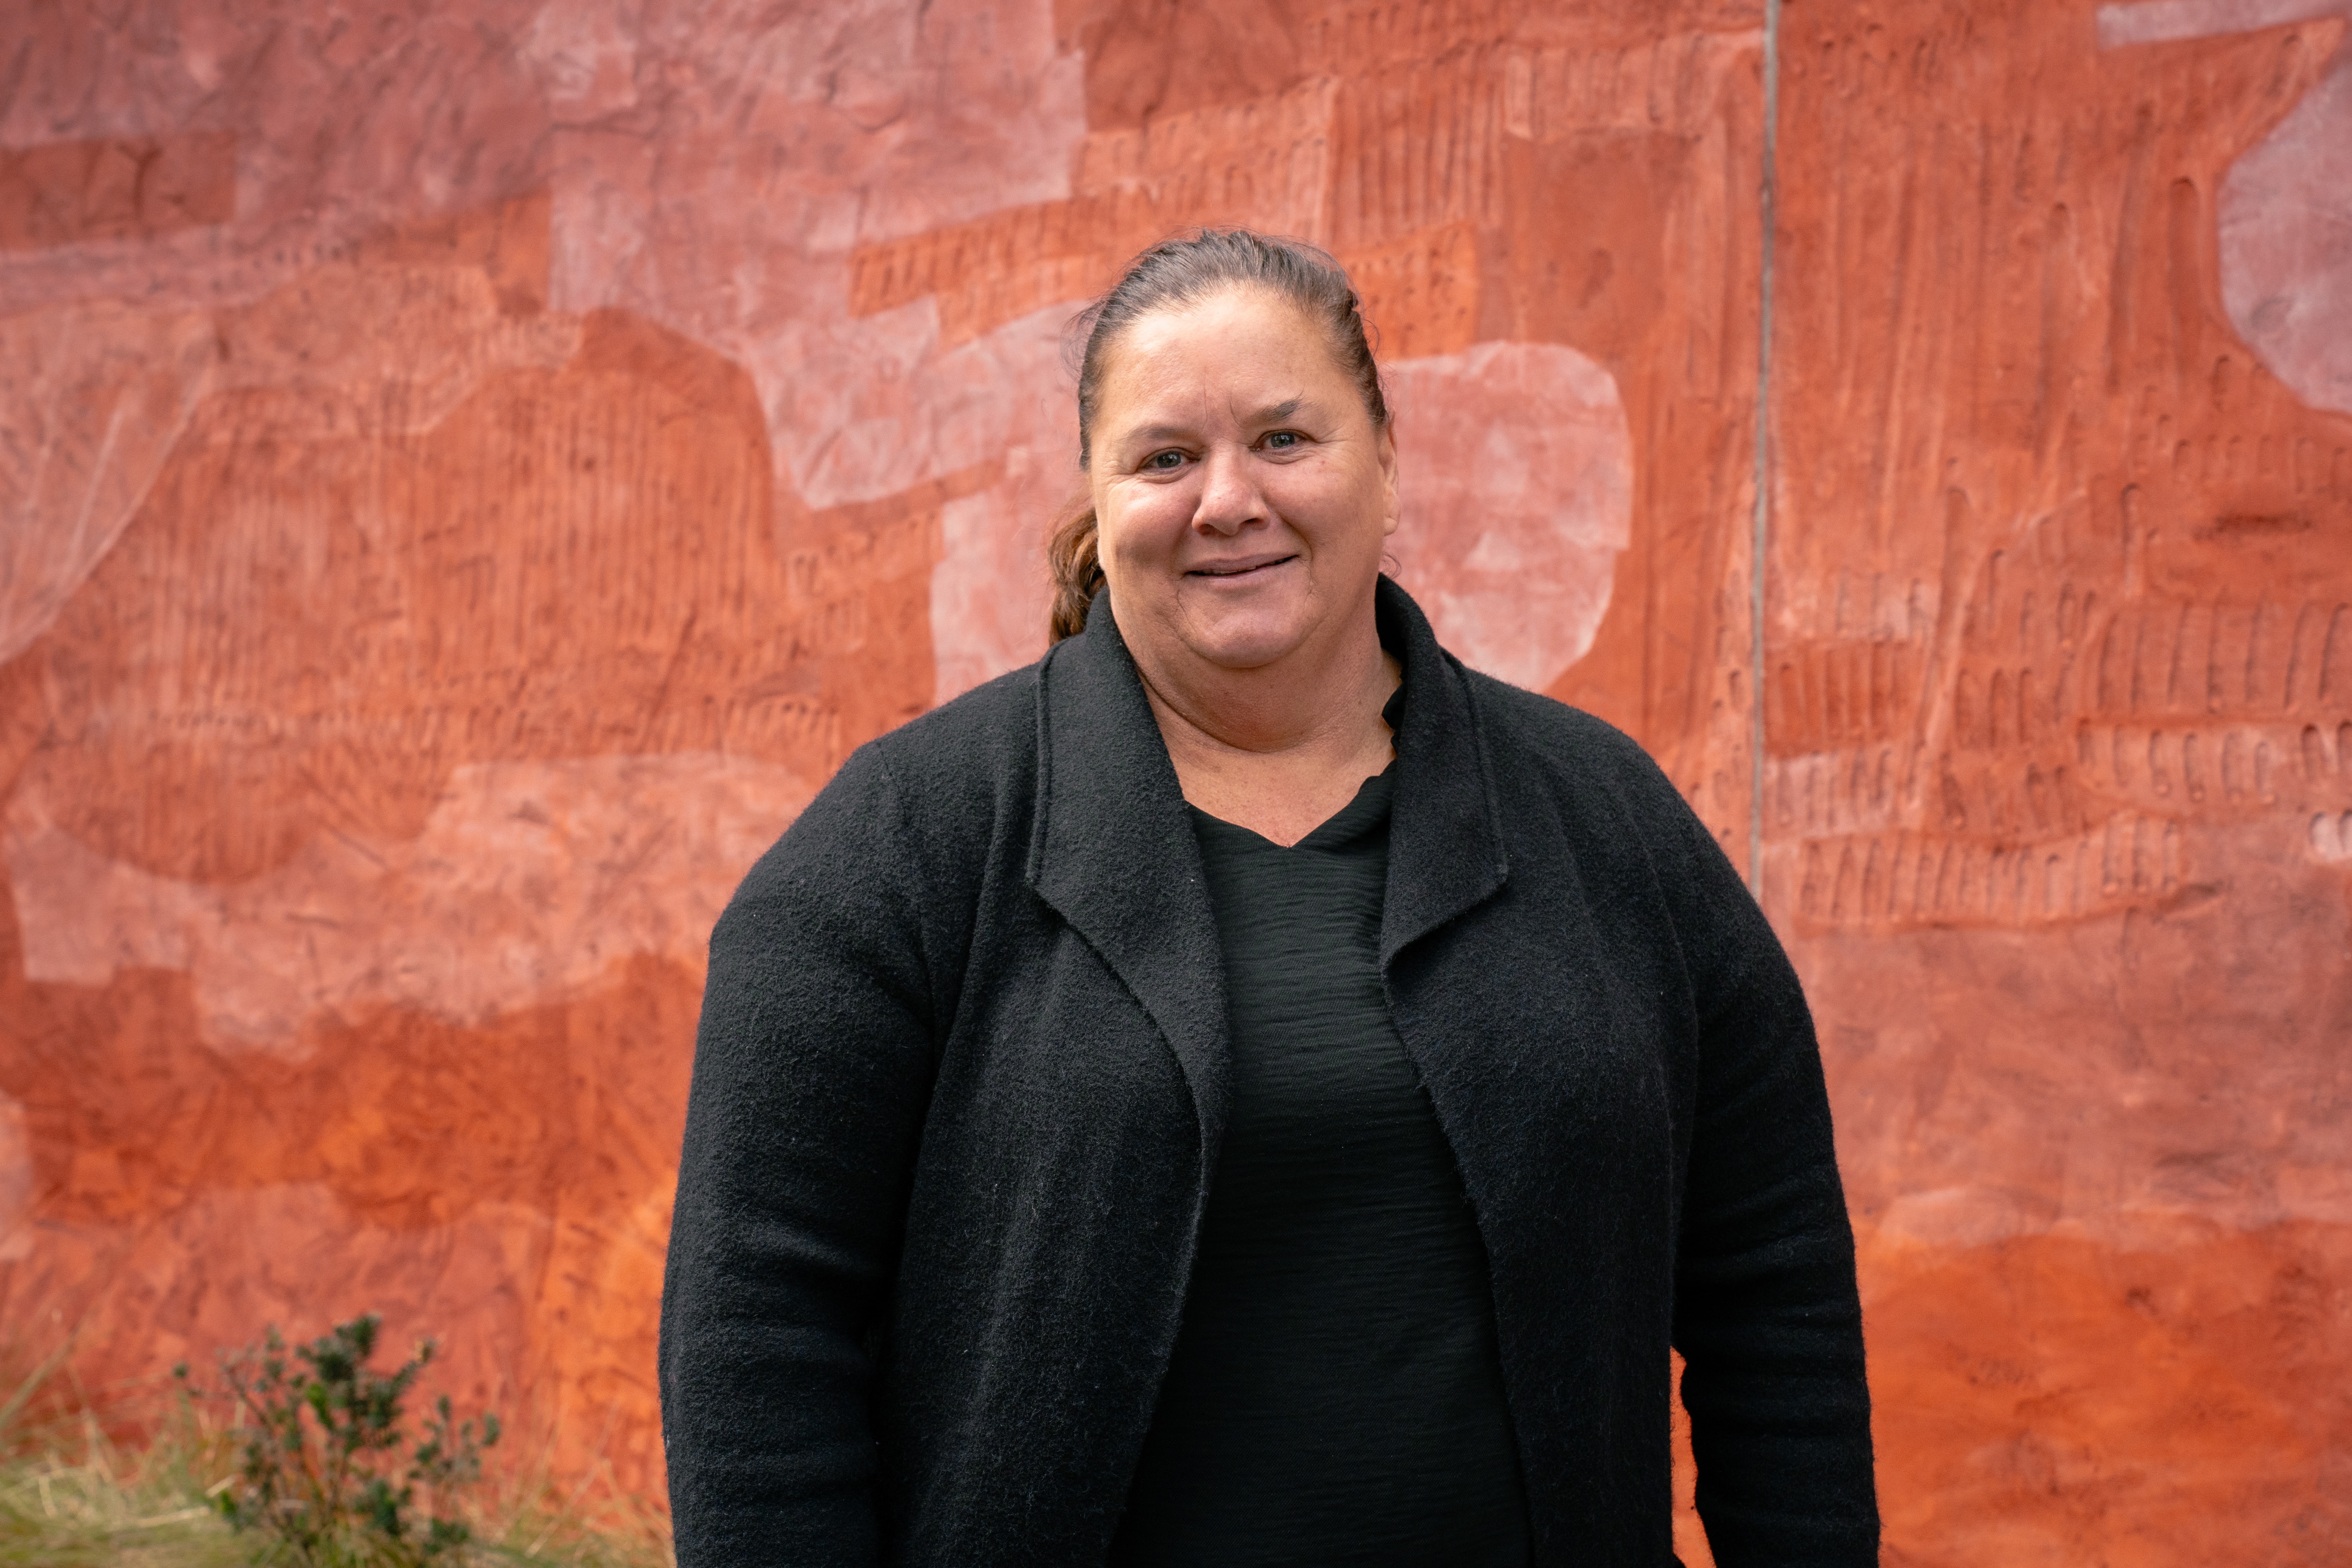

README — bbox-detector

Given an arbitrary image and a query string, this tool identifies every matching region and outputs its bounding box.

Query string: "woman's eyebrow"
[1121,398,1310,446]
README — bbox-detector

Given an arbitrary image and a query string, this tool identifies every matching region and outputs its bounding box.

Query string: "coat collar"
[1027,576,1511,1149]
[1029,589,1232,1160]
[1371,575,1512,963]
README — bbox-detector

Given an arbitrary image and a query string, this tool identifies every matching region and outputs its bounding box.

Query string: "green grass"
[0,1348,673,1568]
[0,1409,246,1568]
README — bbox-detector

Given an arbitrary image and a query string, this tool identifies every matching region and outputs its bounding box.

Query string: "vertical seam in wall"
[1748,0,1781,896]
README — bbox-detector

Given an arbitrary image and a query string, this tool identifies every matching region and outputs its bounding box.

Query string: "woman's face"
[1088,285,1398,676]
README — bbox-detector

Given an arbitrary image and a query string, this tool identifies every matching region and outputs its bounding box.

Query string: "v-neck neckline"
[1187,764,1397,854]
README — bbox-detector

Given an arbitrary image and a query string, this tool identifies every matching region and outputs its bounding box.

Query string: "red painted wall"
[1769,4,2352,1558]
[1,0,2345,1557]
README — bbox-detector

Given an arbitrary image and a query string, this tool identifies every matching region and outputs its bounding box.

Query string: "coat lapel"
[1025,578,1510,1162]
[1377,576,1511,963]
[1028,593,1232,1164]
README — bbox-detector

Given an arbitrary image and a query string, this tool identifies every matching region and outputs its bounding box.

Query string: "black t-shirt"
[1108,765,1533,1568]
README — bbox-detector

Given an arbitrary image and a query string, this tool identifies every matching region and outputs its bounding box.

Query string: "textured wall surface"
[0,0,2345,1559]
[1770,4,2352,1560]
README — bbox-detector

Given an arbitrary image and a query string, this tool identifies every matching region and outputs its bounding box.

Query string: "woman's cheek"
[1125,486,1198,555]
[1263,474,1354,548]
[1102,490,1183,575]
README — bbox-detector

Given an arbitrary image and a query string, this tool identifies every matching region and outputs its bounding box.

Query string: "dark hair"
[1047,230,1390,642]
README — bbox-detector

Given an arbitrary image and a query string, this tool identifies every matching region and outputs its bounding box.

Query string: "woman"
[660,231,1877,1567]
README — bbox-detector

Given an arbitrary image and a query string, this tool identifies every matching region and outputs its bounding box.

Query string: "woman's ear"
[1378,419,1401,539]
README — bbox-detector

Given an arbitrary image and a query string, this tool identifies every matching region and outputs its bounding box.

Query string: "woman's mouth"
[1188,554,1298,579]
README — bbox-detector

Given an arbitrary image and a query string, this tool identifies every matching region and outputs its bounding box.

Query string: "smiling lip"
[1187,554,1298,579]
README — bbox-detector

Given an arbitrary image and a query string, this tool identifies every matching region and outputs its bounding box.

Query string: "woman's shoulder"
[793,660,1044,860]
[726,661,1042,930]
[1454,663,1676,806]
[1454,663,1768,964]
[781,661,1042,863]
[864,660,1045,799]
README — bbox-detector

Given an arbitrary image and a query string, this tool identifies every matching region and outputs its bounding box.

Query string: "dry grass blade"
[0,1325,672,1568]
[0,1338,78,1446]
[0,1399,672,1566]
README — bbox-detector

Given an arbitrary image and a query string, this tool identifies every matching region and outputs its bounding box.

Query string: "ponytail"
[1046,497,1104,643]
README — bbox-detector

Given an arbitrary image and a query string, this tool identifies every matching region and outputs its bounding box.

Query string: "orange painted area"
[1,900,701,1490]
[1863,1223,2352,1562]
[2,0,2349,1556]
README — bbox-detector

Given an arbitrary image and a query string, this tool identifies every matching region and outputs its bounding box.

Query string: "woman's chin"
[1173,608,1315,671]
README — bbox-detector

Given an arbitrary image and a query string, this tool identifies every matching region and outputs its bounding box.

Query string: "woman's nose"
[1191,444,1264,535]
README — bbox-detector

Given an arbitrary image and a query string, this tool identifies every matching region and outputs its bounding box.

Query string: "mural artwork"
[1769,2,2352,1557]
[0,0,2345,1559]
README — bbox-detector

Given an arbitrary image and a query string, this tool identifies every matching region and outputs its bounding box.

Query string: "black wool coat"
[660,578,1878,1568]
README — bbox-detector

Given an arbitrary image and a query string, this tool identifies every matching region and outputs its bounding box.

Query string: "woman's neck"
[1130,614,1401,848]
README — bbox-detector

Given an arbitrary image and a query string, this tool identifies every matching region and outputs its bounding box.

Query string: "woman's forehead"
[1098,291,1345,412]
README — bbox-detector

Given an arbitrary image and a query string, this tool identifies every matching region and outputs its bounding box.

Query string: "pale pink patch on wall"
[2099,0,2352,417]
[1384,342,1634,691]
[0,304,215,662]
[932,435,1069,700]
[2222,31,2352,417]
[5,754,811,1052]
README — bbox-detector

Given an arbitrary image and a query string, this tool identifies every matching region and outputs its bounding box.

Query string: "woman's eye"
[1144,449,1187,471]
[1263,430,1301,451]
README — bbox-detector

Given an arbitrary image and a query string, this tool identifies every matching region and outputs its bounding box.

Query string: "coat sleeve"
[660,745,944,1568]
[1653,799,1880,1566]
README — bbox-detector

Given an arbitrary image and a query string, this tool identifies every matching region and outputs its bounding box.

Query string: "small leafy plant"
[176,1314,499,1567]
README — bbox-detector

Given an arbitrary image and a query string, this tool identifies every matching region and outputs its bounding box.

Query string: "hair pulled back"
[1046,229,1389,642]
